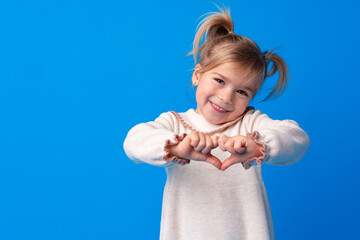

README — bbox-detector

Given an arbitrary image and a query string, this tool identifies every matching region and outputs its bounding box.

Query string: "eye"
[214,78,224,85]
[237,90,248,97]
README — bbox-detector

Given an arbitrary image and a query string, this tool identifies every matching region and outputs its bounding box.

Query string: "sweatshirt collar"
[171,107,253,135]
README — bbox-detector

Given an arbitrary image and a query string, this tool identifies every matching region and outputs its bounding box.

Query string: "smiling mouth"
[210,101,229,113]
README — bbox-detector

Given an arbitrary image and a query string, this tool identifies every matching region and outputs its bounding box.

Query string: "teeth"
[211,102,226,112]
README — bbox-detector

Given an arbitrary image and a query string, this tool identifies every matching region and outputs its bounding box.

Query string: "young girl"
[123,6,310,240]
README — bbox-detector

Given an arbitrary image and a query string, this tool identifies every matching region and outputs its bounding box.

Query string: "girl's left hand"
[217,134,262,171]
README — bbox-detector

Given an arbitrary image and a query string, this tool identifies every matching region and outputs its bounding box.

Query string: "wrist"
[242,131,268,169]
[163,133,190,165]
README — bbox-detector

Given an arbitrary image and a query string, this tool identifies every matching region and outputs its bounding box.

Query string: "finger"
[211,135,219,148]
[233,138,246,153]
[218,134,228,151]
[221,155,239,171]
[206,155,222,170]
[189,150,209,162]
[218,140,226,151]
[201,135,213,154]
[194,132,206,152]
[189,131,200,149]
[224,138,237,154]
[219,134,229,142]
[190,150,222,171]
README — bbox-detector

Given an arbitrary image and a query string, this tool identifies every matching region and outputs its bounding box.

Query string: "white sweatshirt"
[123,108,310,240]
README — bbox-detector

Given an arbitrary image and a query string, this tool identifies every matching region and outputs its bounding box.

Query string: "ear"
[192,64,202,86]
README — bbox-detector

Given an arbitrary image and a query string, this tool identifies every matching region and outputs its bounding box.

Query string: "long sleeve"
[243,109,310,166]
[123,112,179,167]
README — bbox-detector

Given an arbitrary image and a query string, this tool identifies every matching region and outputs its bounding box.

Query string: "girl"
[123,6,310,240]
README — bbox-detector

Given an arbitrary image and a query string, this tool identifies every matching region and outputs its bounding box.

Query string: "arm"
[244,109,310,166]
[123,112,222,169]
[123,112,180,167]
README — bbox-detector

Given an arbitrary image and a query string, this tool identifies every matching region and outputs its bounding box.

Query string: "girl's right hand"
[169,131,221,170]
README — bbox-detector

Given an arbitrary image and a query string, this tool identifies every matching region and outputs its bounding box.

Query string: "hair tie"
[262,51,269,79]
[228,31,234,35]
[262,51,268,61]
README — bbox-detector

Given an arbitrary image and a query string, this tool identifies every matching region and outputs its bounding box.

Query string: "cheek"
[234,99,250,110]
[196,85,212,100]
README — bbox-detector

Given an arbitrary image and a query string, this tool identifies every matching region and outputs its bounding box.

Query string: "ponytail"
[262,49,289,101]
[186,4,234,66]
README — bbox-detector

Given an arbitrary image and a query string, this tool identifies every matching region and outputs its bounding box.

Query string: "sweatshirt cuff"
[163,133,191,166]
[242,131,268,169]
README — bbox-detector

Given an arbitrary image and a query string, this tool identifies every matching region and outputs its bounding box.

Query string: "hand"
[169,131,221,170]
[218,134,262,171]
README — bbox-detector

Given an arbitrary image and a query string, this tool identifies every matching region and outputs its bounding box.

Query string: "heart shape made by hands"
[168,133,263,171]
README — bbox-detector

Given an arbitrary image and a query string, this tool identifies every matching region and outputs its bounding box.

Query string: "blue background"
[1,0,359,239]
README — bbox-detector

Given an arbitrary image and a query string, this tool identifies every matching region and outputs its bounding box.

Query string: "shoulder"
[242,108,266,123]
[242,108,301,130]
[156,109,192,125]
[155,111,178,124]
[165,109,193,120]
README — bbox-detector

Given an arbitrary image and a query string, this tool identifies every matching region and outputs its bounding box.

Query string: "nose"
[218,89,232,104]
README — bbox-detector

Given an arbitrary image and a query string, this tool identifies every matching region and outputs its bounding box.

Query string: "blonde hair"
[186,5,289,101]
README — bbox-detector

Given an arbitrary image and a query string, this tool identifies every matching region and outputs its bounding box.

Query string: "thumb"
[206,154,222,170]
[221,155,240,171]
[189,149,221,170]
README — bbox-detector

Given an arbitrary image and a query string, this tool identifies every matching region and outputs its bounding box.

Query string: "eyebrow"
[213,72,254,94]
